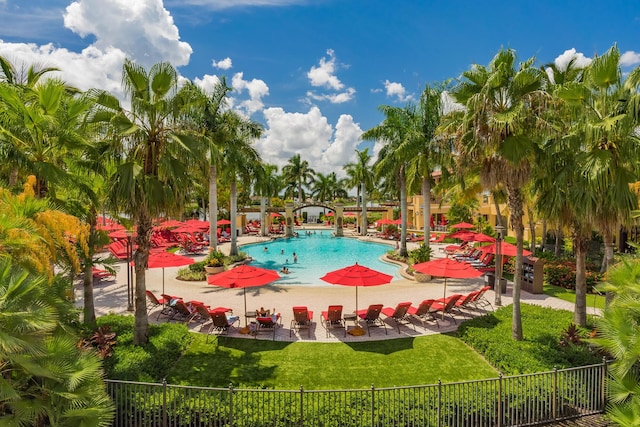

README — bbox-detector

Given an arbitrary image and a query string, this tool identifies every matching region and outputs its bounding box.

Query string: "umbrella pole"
[162,268,165,296]
[442,278,447,320]
[243,288,248,326]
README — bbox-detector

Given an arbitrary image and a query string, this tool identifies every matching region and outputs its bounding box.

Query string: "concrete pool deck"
[78,231,581,342]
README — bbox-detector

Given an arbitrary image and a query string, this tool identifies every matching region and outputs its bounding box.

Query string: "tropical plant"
[343,148,374,235]
[447,48,545,340]
[282,153,315,206]
[89,59,202,345]
[205,249,225,267]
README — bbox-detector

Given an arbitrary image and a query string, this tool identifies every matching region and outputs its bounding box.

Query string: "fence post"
[437,380,441,427]
[497,374,502,427]
[601,357,608,412]
[300,386,304,427]
[552,366,558,421]
[371,384,375,427]
[162,378,167,427]
[229,383,234,427]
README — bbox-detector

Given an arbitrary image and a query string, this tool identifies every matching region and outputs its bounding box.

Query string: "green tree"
[282,154,315,206]
[90,60,201,345]
[448,48,545,340]
[343,148,374,235]
[254,163,281,236]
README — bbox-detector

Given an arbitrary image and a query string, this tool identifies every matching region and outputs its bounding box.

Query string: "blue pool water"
[241,233,401,286]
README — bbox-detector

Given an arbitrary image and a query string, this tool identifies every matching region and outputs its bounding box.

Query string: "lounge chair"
[290,306,314,338]
[209,310,240,341]
[321,305,346,338]
[430,294,463,323]
[145,290,170,319]
[255,314,280,340]
[452,292,479,319]
[191,302,234,326]
[470,285,493,311]
[92,267,115,281]
[356,304,387,336]
[381,302,415,333]
[169,300,196,323]
[407,299,439,329]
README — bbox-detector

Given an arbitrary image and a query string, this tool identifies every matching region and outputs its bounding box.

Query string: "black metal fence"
[106,360,607,426]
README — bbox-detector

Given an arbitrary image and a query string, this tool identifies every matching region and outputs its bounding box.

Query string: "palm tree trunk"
[508,184,524,341]
[230,179,238,256]
[600,223,615,274]
[422,176,431,248]
[574,231,589,327]
[361,181,367,236]
[527,204,536,254]
[554,226,562,257]
[493,193,504,227]
[82,221,97,326]
[133,216,152,345]
[355,187,361,232]
[541,219,547,252]
[399,168,408,258]
[260,197,267,237]
[209,165,218,251]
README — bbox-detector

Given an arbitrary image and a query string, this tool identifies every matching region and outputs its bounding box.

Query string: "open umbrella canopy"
[344,212,357,217]
[377,218,393,225]
[216,219,232,225]
[269,212,283,218]
[480,241,532,257]
[320,263,393,288]
[451,222,475,229]
[208,265,281,330]
[413,258,484,304]
[132,251,195,295]
[447,230,495,243]
[158,219,185,228]
[325,211,334,216]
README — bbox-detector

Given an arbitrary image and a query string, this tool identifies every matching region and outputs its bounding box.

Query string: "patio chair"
[169,300,196,323]
[255,314,281,340]
[290,306,314,338]
[356,304,387,336]
[452,292,479,319]
[209,310,240,341]
[321,305,346,338]
[407,299,439,329]
[470,285,493,311]
[429,294,463,323]
[92,267,115,281]
[145,290,170,319]
[381,302,415,333]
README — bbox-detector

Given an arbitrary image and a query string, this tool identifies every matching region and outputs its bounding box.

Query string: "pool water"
[241,233,401,286]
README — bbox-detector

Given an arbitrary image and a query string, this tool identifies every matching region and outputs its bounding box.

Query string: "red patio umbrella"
[208,265,281,330]
[451,222,475,229]
[320,263,393,335]
[479,241,531,257]
[109,230,136,240]
[413,258,484,310]
[377,218,393,225]
[448,230,495,243]
[344,212,357,217]
[269,212,283,218]
[158,219,185,228]
[133,251,195,295]
[216,219,232,225]
[325,211,334,216]
[440,215,447,226]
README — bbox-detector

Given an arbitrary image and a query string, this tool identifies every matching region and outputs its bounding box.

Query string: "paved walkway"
[78,231,585,342]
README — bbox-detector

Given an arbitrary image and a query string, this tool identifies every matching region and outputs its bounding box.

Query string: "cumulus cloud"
[193,73,224,94]
[168,0,303,9]
[383,80,413,103]
[212,57,232,69]
[230,72,269,116]
[553,48,592,72]
[255,107,362,176]
[305,49,356,105]
[64,0,192,68]
[620,51,640,67]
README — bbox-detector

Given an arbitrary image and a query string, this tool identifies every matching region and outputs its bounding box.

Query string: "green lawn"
[543,283,606,310]
[167,334,499,389]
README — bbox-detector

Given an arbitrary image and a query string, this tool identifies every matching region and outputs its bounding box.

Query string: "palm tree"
[254,163,281,236]
[311,172,335,203]
[89,60,201,345]
[218,110,263,256]
[282,154,315,205]
[343,148,374,235]
[447,48,545,340]
[363,105,412,257]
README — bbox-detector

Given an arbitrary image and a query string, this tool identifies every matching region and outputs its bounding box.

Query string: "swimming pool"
[241,233,402,286]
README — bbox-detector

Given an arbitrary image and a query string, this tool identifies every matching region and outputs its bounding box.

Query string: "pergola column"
[285,202,294,237]
[334,203,344,237]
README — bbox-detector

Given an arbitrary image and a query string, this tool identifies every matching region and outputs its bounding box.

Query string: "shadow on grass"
[345,337,415,354]
[168,336,292,388]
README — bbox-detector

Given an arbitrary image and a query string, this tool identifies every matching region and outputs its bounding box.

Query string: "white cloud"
[212,57,232,69]
[306,49,356,104]
[168,0,304,10]
[64,0,192,68]
[230,72,269,116]
[383,80,413,103]
[193,73,224,94]
[307,49,344,90]
[553,48,592,72]
[620,51,640,67]
[255,107,362,177]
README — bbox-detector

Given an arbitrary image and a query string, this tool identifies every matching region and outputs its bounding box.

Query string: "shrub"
[409,244,432,264]
[457,304,600,374]
[205,250,225,267]
[544,259,603,292]
[98,314,192,381]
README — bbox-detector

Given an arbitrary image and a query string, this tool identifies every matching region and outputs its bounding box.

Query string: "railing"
[105,360,607,426]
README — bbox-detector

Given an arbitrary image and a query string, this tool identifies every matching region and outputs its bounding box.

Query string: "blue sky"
[1,0,639,175]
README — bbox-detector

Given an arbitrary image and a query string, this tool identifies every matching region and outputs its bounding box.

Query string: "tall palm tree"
[363,105,412,257]
[282,154,315,205]
[448,48,545,340]
[311,171,335,203]
[89,59,201,345]
[343,148,374,235]
[218,110,263,256]
[254,163,281,236]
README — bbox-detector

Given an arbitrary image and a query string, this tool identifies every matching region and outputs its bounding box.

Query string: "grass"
[166,333,498,390]
[543,283,606,310]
